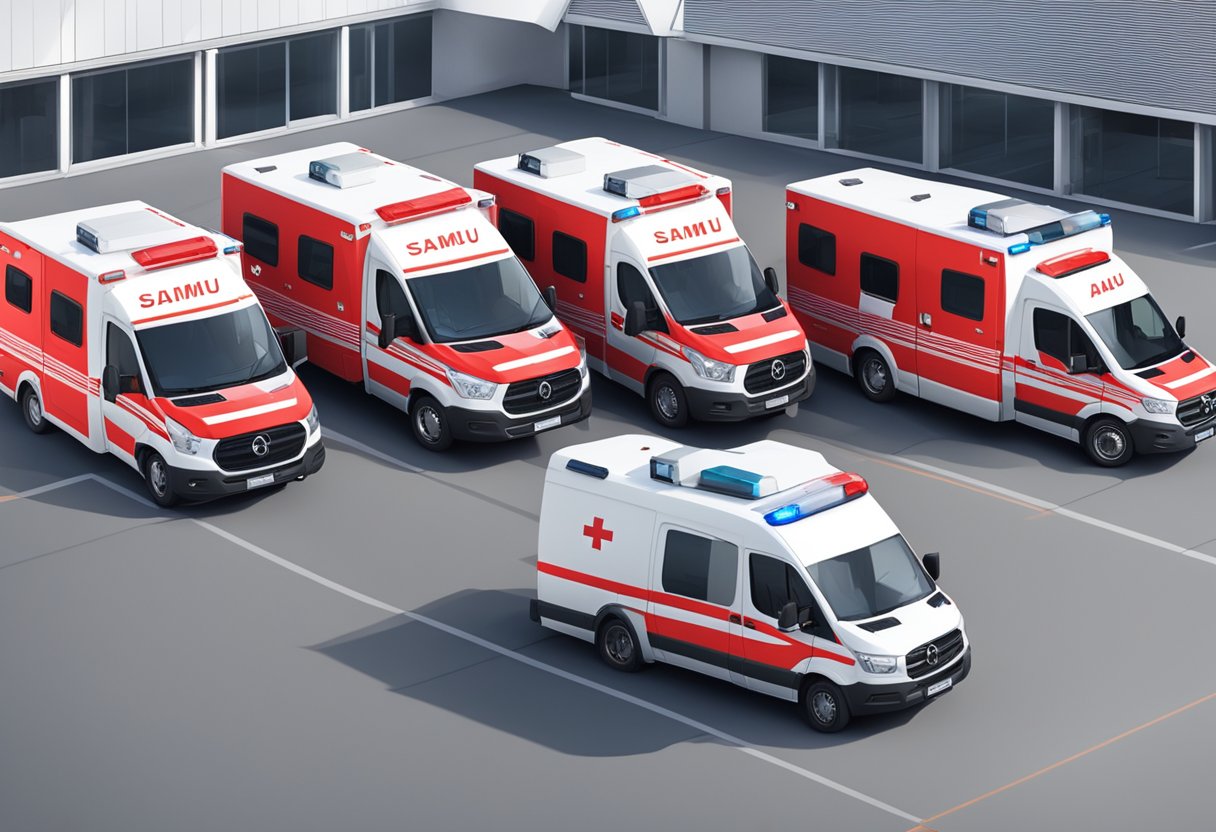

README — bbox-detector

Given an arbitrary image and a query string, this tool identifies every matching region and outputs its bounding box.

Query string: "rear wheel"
[855,349,896,403]
[410,395,453,452]
[1083,417,1134,467]
[597,617,643,672]
[647,372,689,428]
[141,450,180,508]
[20,385,50,434]
[802,679,851,733]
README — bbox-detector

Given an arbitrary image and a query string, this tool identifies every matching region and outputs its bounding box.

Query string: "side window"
[661,529,738,606]
[242,214,279,266]
[5,265,32,313]
[375,269,411,320]
[297,236,334,290]
[941,269,985,321]
[49,291,83,347]
[749,553,815,619]
[105,323,142,387]
[498,209,535,261]
[859,253,898,303]
[552,231,587,283]
[797,224,836,275]
[1032,307,1070,366]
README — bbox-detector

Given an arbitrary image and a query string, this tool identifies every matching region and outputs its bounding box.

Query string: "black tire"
[19,385,51,434]
[596,617,643,672]
[854,349,896,403]
[1083,417,1134,467]
[410,394,453,452]
[801,679,851,733]
[647,372,689,428]
[141,450,180,508]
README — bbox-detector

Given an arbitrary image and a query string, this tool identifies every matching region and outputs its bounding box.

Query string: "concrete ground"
[1,86,1215,832]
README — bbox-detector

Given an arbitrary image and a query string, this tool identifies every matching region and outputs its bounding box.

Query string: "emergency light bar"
[637,184,709,209]
[375,188,472,224]
[697,465,778,499]
[309,152,382,188]
[604,165,696,199]
[1036,248,1111,278]
[969,198,1110,244]
[131,236,218,271]
[760,472,868,526]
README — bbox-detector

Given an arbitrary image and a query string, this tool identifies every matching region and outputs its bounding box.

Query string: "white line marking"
[1182,239,1216,252]
[202,398,298,426]
[1163,365,1216,390]
[723,329,802,354]
[492,345,576,373]
[7,474,95,500]
[321,427,424,473]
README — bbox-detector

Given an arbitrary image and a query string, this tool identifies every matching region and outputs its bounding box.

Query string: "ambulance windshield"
[136,304,285,396]
[406,256,552,343]
[648,245,780,326]
[807,535,934,622]
[1086,294,1184,370]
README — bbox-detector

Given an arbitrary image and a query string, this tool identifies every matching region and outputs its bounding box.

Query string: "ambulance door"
[41,271,90,438]
[741,553,829,699]
[100,321,151,466]
[648,525,743,685]
[1013,303,1105,439]
[606,257,660,394]
[363,261,424,410]
[914,234,1004,419]
[0,243,42,398]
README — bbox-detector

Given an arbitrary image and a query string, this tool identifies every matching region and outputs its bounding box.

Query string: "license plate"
[765,394,789,409]
[1197,427,1214,443]
[246,473,276,490]
[534,415,562,432]
[927,678,953,697]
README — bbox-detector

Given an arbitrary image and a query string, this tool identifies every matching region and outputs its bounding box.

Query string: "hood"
[671,299,807,365]
[834,591,963,657]
[155,372,312,440]
[425,321,582,384]
[1132,350,1216,402]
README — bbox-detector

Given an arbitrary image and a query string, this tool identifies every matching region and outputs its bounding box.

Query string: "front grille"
[1177,389,1216,427]
[906,628,965,679]
[214,423,307,472]
[743,350,807,395]
[503,368,582,415]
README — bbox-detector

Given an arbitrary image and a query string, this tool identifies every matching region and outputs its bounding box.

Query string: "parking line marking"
[1,474,95,502]
[321,427,424,473]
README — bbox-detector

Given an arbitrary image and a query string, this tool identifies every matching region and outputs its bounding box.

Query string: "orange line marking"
[855,453,1049,514]
[0,494,19,503]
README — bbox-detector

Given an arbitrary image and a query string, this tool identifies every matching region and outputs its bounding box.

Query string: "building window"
[0,78,58,178]
[297,236,335,290]
[765,55,818,141]
[498,209,535,261]
[940,85,1054,189]
[242,214,279,265]
[5,265,33,313]
[552,231,587,282]
[72,57,194,164]
[218,31,337,139]
[50,291,83,347]
[569,25,660,111]
[1072,107,1194,215]
[289,32,339,122]
[838,67,923,163]
[349,15,433,112]
[860,253,898,303]
[797,224,836,275]
[941,270,985,322]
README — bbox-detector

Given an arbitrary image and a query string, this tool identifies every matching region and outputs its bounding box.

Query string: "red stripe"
[368,362,412,397]
[131,294,253,326]
[104,418,136,455]
[648,237,740,263]
[402,248,510,275]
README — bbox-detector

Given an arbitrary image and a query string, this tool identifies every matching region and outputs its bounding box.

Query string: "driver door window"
[617,263,666,332]
[748,553,829,638]
[1033,308,1099,372]
[105,323,144,395]
[375,269,415,339]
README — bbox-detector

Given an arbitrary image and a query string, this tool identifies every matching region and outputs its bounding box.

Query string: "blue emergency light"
[1007,242,1032,255]
[612,206,642,223]
[698,465,776,499]
[761,473,869,526]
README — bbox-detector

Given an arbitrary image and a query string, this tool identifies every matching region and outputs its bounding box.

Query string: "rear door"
[41,268,91,439]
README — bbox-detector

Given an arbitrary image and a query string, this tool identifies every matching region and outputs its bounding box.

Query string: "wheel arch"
[595,604,656,664]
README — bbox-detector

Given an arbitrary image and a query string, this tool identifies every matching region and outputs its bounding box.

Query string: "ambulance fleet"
[4,136,1210,729]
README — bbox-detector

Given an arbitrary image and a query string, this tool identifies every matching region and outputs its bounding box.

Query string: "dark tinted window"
[552,231,587,283]
[375,269,411,319]
[797,223,835,275]
[860,253,898,302]
[0,78,59,178]
[1033,308,1070,366]
[242,214,279,265]
[72,57,194,163]
[216,41,286,139]
[50,291,83,347]
[297,236,334,290]
[288,31,338,121]
[765,55,818,140]
[106,323,140,377]
[749,553,815,619]
[498,209,535,261]
[618,262,665,332]
[661,530,737,606]
[5,265,32,313]
[941,270,984,321]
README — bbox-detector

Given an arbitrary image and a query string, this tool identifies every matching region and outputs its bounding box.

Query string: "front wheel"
[142,450,180,508]
[410,395,453,452]
[20,386,51,434]
[647,372,689,428]
[1083,417,1134,467]
[802,679,851,733]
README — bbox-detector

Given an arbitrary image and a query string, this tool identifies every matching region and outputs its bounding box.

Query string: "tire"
[801,679,851,733]
[855,349,896,403]
[141,450,180,508]
[410,394,453,452]
[596,617,643,672]
[19,385,51,434]
[1083,417,1134,467]
[647,372,689,428]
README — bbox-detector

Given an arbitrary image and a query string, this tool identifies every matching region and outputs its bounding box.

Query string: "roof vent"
[309,152,381,188]
[911,193,931,202]
[604,165,695,199]
[649,446,776,499]
[518,147,586,178]
[839,177,863,186]
[76,210,186,254]
[968,198,1071,235]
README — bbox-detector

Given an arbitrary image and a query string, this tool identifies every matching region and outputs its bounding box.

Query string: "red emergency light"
[131,236,218,271]
[376,188,472,224]
[638,184,709,209]
[1036,248,1110,278]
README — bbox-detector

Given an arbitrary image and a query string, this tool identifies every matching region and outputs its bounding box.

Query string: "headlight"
[575,334,588,378]
[306,404,320,434]
[1141,397,1176,415]
[855,652,899,674]
[164,416,201,455]
[447,368,498,400]
[683,346,736,382]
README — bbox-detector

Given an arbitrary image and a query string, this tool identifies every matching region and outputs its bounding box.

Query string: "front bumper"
[166,440,326,501]
[448,388,592,443]
[1130,413,1216,454]
[843,647,971,717]
[683,365,815,422]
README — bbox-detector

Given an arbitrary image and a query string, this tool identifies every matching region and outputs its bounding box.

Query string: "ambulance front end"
[105,259,323,504]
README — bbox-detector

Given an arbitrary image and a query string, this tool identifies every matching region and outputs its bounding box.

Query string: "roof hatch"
[518,147,586,178]
[604,165,696,199]
[648,446,778,499]
[309,152,382,188]
[76,210,188,254]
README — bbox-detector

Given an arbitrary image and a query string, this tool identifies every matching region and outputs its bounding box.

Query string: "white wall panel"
[59,0,77,65]
[10,0,34,69]
[125,0,138,55]
[220,0,240,36]
[324,0,348,20]
[75,0,106,61]
[102,0,125,56]
[136,0,164,51]
[241,0,258,32]
[279,0,299,27]
[180,0,202,41]
[198,0,221,40]
[432,9,565,99]
[258,0,281,31]
[31,0,61,67]
[298,0,324,24]
[0,0,10,73]
[163,0,183,45]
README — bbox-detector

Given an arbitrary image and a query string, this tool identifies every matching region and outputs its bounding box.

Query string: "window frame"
[552,230,587,284]
[49,290,83,347]
[797,223,836,276]
[940,269,985,322]
[5,264,33,313]
[859,252,899,303]
[297,235,335,291]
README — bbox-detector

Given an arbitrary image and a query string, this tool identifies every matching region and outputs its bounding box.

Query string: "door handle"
[919,312,933,328]
[728,614,741,624]
[743,620,756,630]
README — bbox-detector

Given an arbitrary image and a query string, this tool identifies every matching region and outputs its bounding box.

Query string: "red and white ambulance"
[0,202,324,505]
[785,168,1216,466]
[222,143,591,452]
[475,138,813,427]
[531,434,969,732]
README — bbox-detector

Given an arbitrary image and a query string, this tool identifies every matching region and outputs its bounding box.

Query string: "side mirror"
[1176,315,1187,339]
[623,300,647,337]
[378,313,396,350]
[120,374,143,395]
[763,266,780,296]
[544,285,558,313]
[276,326,308,368]
[922,552,940,581]
[777,600,798,632]
[102,365,119,403]
[1067,354,1089,375]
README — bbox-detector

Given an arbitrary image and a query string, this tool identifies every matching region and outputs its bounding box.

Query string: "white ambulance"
[785,168,1216,466]
[475,138,813,428]
[531,434,969,732]
[0,203,324,506]
[222,143,591,452]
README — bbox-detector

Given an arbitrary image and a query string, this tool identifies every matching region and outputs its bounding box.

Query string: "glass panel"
[941,85,1053,189]
[349,26,372,113]
[1073,106,1194,214]
[127,58,193,154]
[289,31,337,121]
[579,26,658,111]
[765,55,818,140]
[387,16,432,104]
[583,26,609,101]
[217,42,286,139]
[72,69,127,163]
[568,24,584,94]
[0,78,58,177]
[838,67,922,163]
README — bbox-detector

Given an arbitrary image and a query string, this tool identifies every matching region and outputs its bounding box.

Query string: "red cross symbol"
[583,516,614,550]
